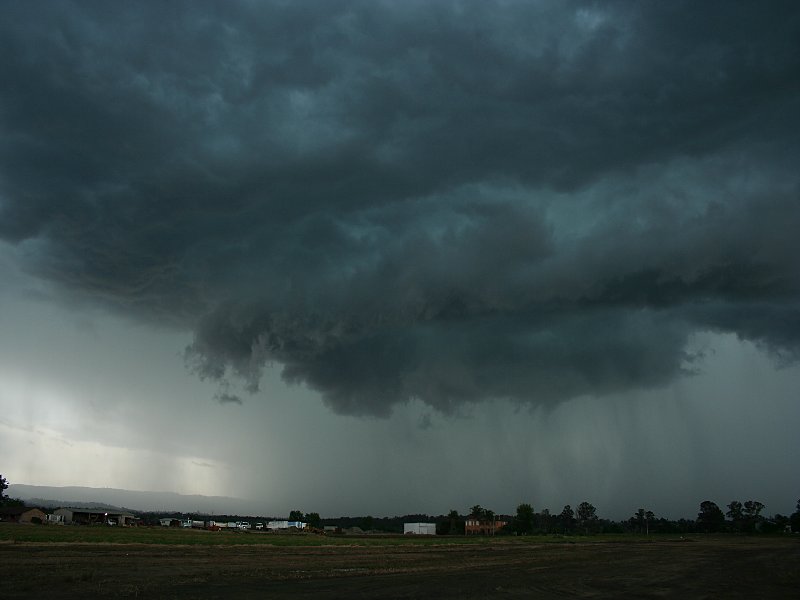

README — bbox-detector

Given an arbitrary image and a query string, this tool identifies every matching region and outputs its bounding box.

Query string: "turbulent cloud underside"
[2,1,799,415]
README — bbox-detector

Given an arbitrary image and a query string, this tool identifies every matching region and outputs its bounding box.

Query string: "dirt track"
[2,537,798,598]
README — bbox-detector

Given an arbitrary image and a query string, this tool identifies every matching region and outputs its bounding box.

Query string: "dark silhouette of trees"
[485,509,496,535]
[0,474,22,508]
[559,505,575,533]
[629,508,654,534]
[727,501,744,531]
[513,503,535,535]
[791,500,800,533]
[726,500,765,532]
[743,500,764,532]
[697,501,726,532]
[576,502,598,534]
[645,511,655,535]
[439,509,463,535]
[448,509,463,534]
[304,512,321,528]
[537,508,551,534]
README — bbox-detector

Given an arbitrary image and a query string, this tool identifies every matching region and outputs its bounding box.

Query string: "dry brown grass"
[2,535,798,598]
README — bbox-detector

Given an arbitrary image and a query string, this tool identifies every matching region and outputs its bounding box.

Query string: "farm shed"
[0,506,47,523]
[404,522,436,535]
[54,507,135,526]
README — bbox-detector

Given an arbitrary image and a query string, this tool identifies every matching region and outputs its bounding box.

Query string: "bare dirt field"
[2,534,798,599]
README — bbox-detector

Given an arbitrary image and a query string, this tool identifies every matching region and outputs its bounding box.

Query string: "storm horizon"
[1,0,799,522]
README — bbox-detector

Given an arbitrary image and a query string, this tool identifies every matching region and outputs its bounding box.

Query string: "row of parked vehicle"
[164,518,308,531]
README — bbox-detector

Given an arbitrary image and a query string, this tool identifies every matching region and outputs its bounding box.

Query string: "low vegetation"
[0,523,523,546]
[2,534,798,599]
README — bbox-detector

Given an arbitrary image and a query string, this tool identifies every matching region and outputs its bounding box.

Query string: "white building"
[403,522,436,535]
[267,520,306,530]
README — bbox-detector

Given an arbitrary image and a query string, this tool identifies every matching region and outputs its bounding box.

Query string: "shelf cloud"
[2,0,798,416]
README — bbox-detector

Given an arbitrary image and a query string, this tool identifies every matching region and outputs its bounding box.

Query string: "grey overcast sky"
[1,0,799,520]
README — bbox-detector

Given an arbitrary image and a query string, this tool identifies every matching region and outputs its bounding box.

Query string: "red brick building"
[465,514,507,535]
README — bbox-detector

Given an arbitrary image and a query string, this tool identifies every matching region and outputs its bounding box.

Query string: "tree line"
[384,498,800,536]
[470,498,800,535]
[282,499,800,535]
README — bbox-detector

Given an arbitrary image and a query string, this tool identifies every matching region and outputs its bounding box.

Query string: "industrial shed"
[403,522,436,535]
[54,507,135,526]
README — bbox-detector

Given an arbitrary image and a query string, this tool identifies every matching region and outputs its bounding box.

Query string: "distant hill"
[23,498,129,511]
[8,484,260,515]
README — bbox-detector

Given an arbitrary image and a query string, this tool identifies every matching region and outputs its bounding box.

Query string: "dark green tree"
[559,505,575,534]
[645,511,655,535]
[514,503,535,535]
[470,505,485,518]
[742,500,764,532]
[576,502,598,535]
[727,501,744,532]
[304,512,321,528]
[447,509,463,535]
[537,508,551,534]
[743,500,764,515]
[697,501,725,533]
[289,510,304,521]
[0,475,21,508]
[485,509,496,534]
[631,509,644,533]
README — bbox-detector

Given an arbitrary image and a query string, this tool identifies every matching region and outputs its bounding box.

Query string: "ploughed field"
[1,526,798,599]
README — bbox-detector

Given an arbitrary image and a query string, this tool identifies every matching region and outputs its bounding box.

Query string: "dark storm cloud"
[214,392,243,406]
[2,1,799,415]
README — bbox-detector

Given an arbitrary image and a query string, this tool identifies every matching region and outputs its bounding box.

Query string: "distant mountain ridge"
[23,498,131,511]
[8,484,258,515]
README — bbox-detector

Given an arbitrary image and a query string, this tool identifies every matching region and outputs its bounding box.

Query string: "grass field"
[0,523,641,546]
[0,523,532,546]
[2,524,798,598]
